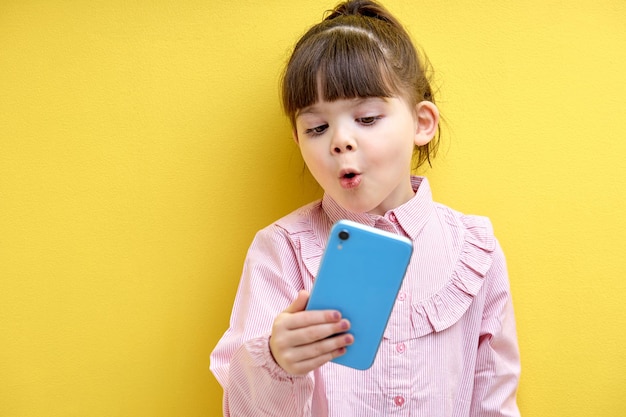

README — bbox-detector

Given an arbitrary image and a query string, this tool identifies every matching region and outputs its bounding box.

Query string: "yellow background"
[1,1,625,416]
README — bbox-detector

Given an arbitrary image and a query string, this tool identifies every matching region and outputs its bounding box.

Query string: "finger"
[281,308,345,332]
[287,334,354,375]
[271,316,350,361]
[290,318,351,346]
[284,290,309,314]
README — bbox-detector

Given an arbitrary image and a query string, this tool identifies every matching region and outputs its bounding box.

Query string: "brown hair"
[281,0,440,168]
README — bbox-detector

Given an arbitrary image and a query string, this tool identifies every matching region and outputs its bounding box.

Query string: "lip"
[338,169,362,189]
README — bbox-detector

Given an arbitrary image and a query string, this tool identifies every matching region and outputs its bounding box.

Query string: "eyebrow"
[296,97,387,118]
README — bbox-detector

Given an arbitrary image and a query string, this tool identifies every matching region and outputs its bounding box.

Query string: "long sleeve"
[470,241,521,417]
[209,225,315,416]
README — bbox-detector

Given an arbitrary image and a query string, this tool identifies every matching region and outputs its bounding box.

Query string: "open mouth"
[339,169,360,179]
[339,169,361,189]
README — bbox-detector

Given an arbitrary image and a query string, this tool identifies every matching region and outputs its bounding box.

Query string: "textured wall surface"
[1,1,625,416]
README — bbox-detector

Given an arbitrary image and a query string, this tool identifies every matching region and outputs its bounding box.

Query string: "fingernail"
[340,320,349,330]
[345,335,354,344]
[332,311,341,320]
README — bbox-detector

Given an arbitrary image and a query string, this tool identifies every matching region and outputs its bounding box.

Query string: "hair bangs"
[317,30,396,103]
[282,28,397,123]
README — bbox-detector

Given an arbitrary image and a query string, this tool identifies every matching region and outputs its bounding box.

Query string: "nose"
[330,128,357,154]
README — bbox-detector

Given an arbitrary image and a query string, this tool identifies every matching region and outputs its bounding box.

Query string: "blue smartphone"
[305,219,413,370]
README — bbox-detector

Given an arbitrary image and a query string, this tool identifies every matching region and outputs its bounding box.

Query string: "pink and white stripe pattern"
[210,176,520,416]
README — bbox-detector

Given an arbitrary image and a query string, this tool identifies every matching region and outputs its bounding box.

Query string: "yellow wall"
[1,1,625,416]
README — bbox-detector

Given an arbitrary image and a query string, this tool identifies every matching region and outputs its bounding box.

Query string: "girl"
[210,1,521,416]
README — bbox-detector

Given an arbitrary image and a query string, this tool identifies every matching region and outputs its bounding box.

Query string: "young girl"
[210,1,521,415]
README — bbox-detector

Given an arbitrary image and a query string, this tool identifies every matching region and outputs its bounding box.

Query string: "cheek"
[367,130,413,163]
[299,144,328,173]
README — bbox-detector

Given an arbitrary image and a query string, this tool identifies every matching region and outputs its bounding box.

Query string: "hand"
[269,290,353,376]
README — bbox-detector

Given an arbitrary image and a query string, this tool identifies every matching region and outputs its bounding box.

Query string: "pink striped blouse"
[210,176,520,416]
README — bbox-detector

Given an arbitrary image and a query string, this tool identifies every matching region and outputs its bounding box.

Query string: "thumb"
[284,290,310,314]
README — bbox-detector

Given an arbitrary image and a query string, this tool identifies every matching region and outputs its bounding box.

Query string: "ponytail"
[324,0,403,30]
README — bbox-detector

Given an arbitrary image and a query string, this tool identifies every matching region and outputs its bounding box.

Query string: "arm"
[470,241,521,417]
[210,225,351,416]
[210,225,314,416]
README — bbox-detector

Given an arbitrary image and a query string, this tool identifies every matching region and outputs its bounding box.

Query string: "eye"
[357,116,381,125]
[305,124,328,136]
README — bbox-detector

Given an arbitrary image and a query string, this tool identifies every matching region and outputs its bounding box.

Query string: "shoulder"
[273,200,324,234]
[409,202,508,335]
[250,200,324,252]
[247,200,325,282]
[431,203,510,299]
[432,202,497,253]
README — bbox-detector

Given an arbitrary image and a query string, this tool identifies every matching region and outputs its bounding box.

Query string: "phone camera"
[338,230,350,240]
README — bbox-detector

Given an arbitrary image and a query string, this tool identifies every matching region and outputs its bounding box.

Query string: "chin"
[338,198,381,215]
[326,186,387,215]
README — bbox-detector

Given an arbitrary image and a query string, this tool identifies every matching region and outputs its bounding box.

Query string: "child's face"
[294,96,436,215]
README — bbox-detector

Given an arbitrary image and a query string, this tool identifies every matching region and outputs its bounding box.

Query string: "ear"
[413,101,440,146]
[292,129,300,144]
